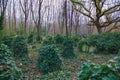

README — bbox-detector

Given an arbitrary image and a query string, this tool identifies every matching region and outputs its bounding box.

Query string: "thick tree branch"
[71,0,94,21]
[101,4,120,16]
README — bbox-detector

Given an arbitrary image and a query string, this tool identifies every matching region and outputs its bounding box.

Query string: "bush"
[2,36,13,49]
[36,35,42,43]
[97,32,120,54]
[0,13,4,43]
[39,71,72,80]
[0,44,13,62]
[13,35,28,60]
[0,44,22,80]
[77,58,120,80]
[62,38,75,58]
[71,35,81,46]
[28,32,34,44]
[37,45,62,74]
[78,32,120,54]
[54,34,64,44]
[42,36,54,45]
[78,40,88,52]
[28,32,42,44]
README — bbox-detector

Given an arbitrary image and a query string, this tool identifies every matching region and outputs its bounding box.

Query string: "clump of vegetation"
[13,35,28,60]
[2,36,13,49]
[78,32,120,54]
[0,44,22,80]
[0,44,13,61]
[28,32,35,44]
[77,56,120,80]
[62,38,75,58]
[78,40,88,52]
[0,13,4,43]
[42,35,54,45]
[39,71,72,80]
[71,35,81,47]
[54,34,64,44]
[37,45,62,74]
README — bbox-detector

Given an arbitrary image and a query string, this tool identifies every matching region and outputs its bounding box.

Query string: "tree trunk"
[97,27,102,34]
[64,0,68,37]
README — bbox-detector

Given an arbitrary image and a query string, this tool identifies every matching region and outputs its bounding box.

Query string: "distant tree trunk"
[19,0,30,33]
[13,0,17,34]
[37,0,43,38]
[30,0,43,39]
[64,0,69,37]
[69,6,74,36]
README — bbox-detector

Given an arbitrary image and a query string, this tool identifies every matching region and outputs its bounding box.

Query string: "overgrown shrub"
[62,38,75,58]
[78,40,88,52]
[0,44,13,62]
[78,32,120,54]
[97,32,120,54]
[42,36,54,45]
[71,35,81,46]
[77,57,120,80]
[0,44,22,80]
[54,34,64,44]
[28,32,42,44]
[13,35,28,60]
[36,35,42,43]
[2,36,13,49]
[0,13,4,43]
[0,13,4,31]
[28,32,34,44]
[39,71,72,80]
[37,45,62,74]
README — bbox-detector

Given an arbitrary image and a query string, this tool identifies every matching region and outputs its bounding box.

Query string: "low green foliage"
[77,57,120,80]
[0,13,4,43]
[38,71,72,80]
[62,38,75,58]
[54,34,64,44]
[0,13,4,31]
[90,32,120,54]
[0,44,22,80]
[71,35,81,46]
[37,45,62,74]
[2,36,13,49]
[13,35,28,60]
[78,40,88,52]
[78,32,120,54]
[42,36,54,45]
[0,44,13,61]
[28,32,35,44]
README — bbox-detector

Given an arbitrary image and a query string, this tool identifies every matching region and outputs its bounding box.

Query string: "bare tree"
[13,0,17,34]
[0,0,8,15]
[64,0,69,37]
[71,0,120,34]
[19,0,30,33]
[30,0,43,39]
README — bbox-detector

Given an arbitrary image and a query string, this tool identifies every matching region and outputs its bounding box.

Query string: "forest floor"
[16,44,117,80]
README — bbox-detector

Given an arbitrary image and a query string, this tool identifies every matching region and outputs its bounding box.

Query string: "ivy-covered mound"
[62,38,75,58]
[0,44,22,80]
[71,35,81,47]
[37,45,62,74]
[78,32,120,54]
[27,32,35,44]
[0,13,4,43]
[2,36,13,49]
[54,34,64,44]
[42,35,54,45]
[78,40,88,52]
[13,35,28,60]
[77,56,120,80]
